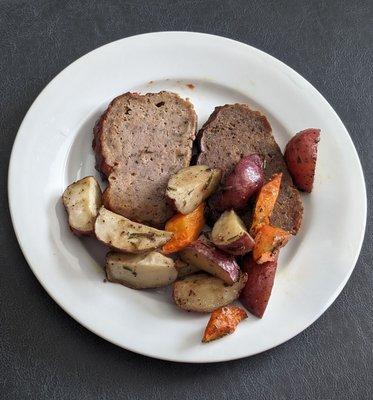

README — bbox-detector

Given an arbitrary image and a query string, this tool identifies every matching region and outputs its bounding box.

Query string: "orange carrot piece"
[253,224,291,264]
[162,203,205,254]
[202,306,248,343]
[250,173,282,237]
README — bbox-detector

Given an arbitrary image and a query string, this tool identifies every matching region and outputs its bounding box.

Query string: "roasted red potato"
[284,128,320,193]
[95,207,173,253]
[62,176,102,236]
[174,258,200,278]
[180,236,241,285]
[253,225,291,264]
[209,154,264,212]
[250,173,282,237]
[239,254,278,318]
[173,273,248,313]
[163,203,205,254]
[202,306,248,343]
[106,251,177,289]
[166,165,221,214]
[211,210,255,256]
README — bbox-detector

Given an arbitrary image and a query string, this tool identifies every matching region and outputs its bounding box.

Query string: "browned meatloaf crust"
[197,104,303,234]
[93,91,197,227]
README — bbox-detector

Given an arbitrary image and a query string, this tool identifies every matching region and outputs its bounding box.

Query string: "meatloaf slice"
[93,91,197,227]
[197,104,303,234]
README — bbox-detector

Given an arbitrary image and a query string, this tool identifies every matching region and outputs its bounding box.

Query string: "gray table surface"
[1,1,372,399]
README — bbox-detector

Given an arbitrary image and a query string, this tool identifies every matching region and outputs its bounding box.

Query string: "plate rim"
[8,31,367,363]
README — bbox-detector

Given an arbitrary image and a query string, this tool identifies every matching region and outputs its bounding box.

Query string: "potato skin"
[216,234,255,256]
[284,129,320,193]
[211,210,255,256]
[239,254,277,318]
[209,154,264,212]
[180,238,241,285]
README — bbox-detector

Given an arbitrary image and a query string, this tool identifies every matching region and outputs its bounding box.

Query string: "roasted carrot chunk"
[202,306,247,343]
[162,203,205,254]
[253,225,291,264]
[250,173,282,237]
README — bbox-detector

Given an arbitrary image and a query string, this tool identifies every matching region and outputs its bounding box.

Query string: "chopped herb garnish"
[121,265,133,272]
[167,186,177,191]
[128,232,156,239]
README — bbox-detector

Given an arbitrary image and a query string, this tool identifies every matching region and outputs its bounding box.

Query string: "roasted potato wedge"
[239,254,277,318]
[209,154,264,212]
[284,128,320,192]
[162,203,205,254]
[106,251,177,289]
[253,225,291,264]
[202,306,248,343]
[250,173,282,237]
[166,165,221,214]
[180,236,241,285]
[62,176,102,236]
[174,259,200,278]
[173,273,248,313]
[211,210,255,255]
[95,207,173,253]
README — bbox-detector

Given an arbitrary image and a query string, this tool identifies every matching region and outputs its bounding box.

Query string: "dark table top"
[1,0,372,399]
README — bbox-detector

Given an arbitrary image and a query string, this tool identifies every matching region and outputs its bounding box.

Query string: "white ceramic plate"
[8,32,366,363]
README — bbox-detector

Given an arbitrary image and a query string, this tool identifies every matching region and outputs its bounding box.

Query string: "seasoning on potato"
[211,210,255,256]
[166,165,221,214]
[95,207,173,253]
[173,273,248,313]
[62,176,102,236]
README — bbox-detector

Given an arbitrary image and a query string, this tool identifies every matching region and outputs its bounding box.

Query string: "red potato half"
[284,128,320,193]
[62,176,102,236]
[209,154,264,212]
[166,165,221,214]
[239,254,278,318]
[179,236,241,285]
[211,210,255,255]
[95,207,173,253]
[106,251,177,289]
[173,273,248,313]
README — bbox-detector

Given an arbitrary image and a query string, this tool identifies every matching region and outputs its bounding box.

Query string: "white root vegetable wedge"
[179,236,241,285]
[173,273,248,313]
[211,210,255,256]
[62,176,102,236]
[95,207,173,253]
[106,252,177,289]
[174,259,200,278]
[166,165,221,214]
